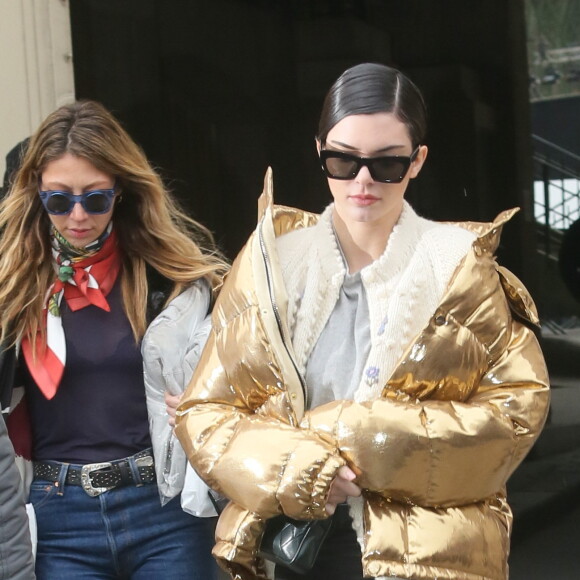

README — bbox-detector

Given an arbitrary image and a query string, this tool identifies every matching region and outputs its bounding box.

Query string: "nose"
[69,200,89,220]
[355,164,374,184]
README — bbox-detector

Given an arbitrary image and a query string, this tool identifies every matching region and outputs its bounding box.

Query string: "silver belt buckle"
[80,462,113,497]
[135,454,153,468]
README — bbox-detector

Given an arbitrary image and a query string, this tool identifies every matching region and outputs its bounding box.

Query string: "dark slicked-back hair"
[317,63,427,147]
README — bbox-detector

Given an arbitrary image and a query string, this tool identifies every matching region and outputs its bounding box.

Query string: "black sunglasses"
[38,185,116,215]
[319,146,420,183]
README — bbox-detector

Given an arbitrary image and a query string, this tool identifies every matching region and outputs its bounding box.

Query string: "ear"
[408,145,428,179]
[315,138,321,156]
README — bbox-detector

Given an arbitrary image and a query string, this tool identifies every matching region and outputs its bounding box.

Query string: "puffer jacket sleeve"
[301,253,550,508]
[175,323,345,520]
[176,207,346,521]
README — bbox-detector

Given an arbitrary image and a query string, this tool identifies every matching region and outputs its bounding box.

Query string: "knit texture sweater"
[276,201,477,405]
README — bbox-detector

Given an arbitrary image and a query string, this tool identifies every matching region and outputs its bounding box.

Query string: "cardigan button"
[368,562,380,576]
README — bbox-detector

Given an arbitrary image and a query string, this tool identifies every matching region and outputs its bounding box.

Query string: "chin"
[65,235,96,248]
[345,206,385,223]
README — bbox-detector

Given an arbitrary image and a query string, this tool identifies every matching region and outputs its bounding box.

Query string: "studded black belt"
[33,448,156,497]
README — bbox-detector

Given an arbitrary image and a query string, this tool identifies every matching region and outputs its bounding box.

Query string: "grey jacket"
[0,417,35,579]
[142,279,214,513]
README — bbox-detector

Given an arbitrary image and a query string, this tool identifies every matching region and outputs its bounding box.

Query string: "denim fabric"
[29,469,217,580]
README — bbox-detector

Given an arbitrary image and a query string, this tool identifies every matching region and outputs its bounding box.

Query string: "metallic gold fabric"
[176,169,550,580]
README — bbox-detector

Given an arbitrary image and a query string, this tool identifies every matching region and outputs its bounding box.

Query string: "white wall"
[0,0,75,182]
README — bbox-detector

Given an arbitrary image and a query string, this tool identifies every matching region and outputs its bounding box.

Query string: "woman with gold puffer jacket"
[175,63,550,580]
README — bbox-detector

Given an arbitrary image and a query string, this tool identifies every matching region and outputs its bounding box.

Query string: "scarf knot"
[22,225,121,399]
[57,259,74,283]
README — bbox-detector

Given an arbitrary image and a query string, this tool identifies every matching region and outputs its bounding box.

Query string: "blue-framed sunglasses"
[38,184,117,215]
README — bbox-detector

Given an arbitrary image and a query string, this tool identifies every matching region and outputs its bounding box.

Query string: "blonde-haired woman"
[0,100,227,579]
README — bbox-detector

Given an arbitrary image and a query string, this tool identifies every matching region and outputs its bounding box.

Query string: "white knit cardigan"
[276,202,477,578]
[277,201,477,404]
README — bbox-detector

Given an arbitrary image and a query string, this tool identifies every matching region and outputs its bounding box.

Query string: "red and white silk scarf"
[21,225,121,399]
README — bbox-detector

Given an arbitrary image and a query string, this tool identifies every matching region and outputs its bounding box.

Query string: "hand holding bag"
[207,484,333,574]
[258,514,333,574]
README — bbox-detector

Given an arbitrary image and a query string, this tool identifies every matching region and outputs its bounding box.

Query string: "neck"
[332,208,400,273]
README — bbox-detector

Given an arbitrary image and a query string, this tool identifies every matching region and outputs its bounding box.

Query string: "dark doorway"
[70,0,533,269]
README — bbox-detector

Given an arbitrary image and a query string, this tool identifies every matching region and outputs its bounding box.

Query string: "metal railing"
[533,134,580,261]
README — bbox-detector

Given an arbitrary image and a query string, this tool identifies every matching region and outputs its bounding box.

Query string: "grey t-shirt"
[305,268,371,410]
[303,266,405,580]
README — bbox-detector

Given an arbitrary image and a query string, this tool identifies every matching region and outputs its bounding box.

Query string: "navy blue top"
[23,279,152,464]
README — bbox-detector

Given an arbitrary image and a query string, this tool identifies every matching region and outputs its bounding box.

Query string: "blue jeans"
[30,465,218,580]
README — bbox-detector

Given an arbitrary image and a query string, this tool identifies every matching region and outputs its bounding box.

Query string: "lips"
[68,229,91,238]
[350,194,380,205]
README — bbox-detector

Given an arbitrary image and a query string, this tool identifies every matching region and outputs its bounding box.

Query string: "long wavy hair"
[0,100,228,348]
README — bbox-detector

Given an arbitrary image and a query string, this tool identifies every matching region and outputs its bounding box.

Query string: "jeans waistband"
[33,448,155,497]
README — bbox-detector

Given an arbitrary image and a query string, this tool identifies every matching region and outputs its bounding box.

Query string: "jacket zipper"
[258,220,308,404]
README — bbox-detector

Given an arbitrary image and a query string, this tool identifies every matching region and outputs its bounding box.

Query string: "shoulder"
[417,220,478,271]
[439,239,539,340]
[408,203,478,251]
[276,223,317,257]
[146,266,174,321]
[372,203,477,290]
[145,280,211,345]
[275,204,334,269]
[142,279,212,366]
[149,279,211,329]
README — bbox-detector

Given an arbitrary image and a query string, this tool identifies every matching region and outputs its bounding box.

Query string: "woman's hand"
[325,465,361,515]
[164,391,182,428]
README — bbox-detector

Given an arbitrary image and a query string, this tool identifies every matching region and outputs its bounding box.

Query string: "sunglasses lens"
[322,151,413,183]
[45,193,72,214]
[371,158,407,182]
[323,155,359,179]
[83,192,112,214]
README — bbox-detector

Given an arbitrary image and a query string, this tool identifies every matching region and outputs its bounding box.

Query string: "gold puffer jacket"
[176,171,550,580]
